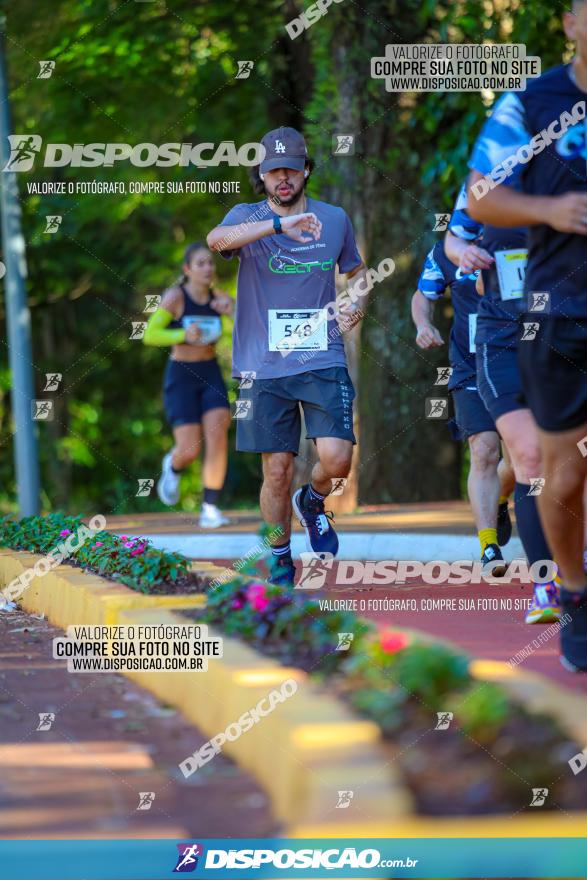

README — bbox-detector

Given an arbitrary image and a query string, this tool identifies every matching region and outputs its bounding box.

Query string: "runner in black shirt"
[467,8,587,668]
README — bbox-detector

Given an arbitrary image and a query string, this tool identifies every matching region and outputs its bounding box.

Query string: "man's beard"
[266,183,304,208]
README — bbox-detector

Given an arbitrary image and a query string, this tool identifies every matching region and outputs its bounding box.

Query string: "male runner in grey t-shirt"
[207,126,366,586]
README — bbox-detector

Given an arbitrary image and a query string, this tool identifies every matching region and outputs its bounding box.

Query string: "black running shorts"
[235,366,356,454]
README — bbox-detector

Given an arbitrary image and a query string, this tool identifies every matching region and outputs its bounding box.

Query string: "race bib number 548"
[268,309,328,351]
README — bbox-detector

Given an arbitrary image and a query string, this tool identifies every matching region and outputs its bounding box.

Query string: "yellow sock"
[498,495,509,505]
[479,528,498,554]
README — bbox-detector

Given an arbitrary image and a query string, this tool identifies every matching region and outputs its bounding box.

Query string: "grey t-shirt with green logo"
[218,197,362,379]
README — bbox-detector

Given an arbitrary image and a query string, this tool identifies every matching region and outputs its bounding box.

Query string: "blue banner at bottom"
[0,837,586,879]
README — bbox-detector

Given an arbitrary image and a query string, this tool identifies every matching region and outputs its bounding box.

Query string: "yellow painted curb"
[290,811,587,837]
[3,547,587,838]
[117,606,413,831]
[0,549,206,626]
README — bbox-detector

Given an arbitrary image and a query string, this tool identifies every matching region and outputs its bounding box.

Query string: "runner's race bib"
[468,313,477,354]
[495,249,528,301]
[268,309,328,352]
[182,315,222,344]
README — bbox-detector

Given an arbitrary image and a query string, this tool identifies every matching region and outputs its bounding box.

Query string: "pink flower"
[231,598,244,610]
[246,582,270,613]
[380,630,409,655]
[92,542,104,549]
[59,529,71,537]
[131,545,146,556]
[124,541,136,549]
[120,535,128,541]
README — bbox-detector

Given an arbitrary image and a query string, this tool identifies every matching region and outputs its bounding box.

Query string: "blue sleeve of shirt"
[417,248,449,300]
[447,182,483,241]
[469,92,531,185]
[338,211,363,274]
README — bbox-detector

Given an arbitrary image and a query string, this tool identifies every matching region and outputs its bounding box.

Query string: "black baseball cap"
[259,126,308,173]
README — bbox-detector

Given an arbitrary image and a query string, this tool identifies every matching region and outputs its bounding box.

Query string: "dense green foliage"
[0,0,571,512]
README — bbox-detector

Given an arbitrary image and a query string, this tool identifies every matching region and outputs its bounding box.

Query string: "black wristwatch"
[273,215,283,235]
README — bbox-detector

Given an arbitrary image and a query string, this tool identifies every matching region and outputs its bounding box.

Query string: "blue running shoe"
[560,586,587,672]
[292,484,339,557]
[267,554,296,587]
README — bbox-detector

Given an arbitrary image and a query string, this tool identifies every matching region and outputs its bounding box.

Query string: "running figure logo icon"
[144,294,161,313]
[530,788,549,807]
[527,478,545,496]
[330,477,347,496]
[521,322,540,341]
[3,135,42,172]
[136,792,155,811]
[433,213,451,232]
[528,291,550,313]
[44,373,62,391]
[425,398,448,419]
[332,134,355,155]
[336,791,354,809]
[173,843,203,873]
[295,552,334,589]
[236,61,254,79]
[44,215,62,233]
[136,478,155,497]
[336,632,354,651]
[32,400,53,421]
[130,322,147,340]
[434,367,453,386]
[38,60,55,78]
[37,712,55,731]
[435,711,454,730]
[238,371,256,390]
[233,399,253,420]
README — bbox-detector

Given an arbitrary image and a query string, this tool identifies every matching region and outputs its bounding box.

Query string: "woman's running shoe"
[525,581,561,624]
[157,453,180,506]
[199,503,230,529]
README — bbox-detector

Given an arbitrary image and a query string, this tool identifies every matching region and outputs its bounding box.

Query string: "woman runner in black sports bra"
[144,242,234,528]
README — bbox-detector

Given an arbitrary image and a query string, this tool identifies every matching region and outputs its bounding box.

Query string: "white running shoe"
[157,453,181,506]
[199,503,230,528]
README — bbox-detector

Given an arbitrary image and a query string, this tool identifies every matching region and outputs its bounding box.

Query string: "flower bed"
[184,576,587,816]
[0,513,203,594]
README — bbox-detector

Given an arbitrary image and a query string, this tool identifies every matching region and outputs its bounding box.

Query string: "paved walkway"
[108,502,523,562]
[108,500,476,535]
[110,505,587,695]
[0,608,279,840]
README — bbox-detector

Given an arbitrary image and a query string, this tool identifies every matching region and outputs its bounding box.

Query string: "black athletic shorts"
[235,366,356,454]
[475,317,525,422]
[163,358,229,428]
[449,386,495,441]
[518,316,587,432]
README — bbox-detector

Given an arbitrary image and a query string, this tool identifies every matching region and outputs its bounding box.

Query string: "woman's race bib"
[182,315,222,344]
